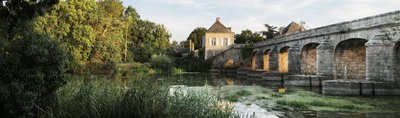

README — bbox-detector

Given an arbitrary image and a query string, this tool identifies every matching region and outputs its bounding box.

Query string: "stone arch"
[251,51,257,69]
[394,41,400,81]
[279,46,290,72]
[334,38,368,80]
[263,49,271,71]
[301,43,319,75]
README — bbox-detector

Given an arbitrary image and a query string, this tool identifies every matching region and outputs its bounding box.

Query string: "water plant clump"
[46,76,234,118]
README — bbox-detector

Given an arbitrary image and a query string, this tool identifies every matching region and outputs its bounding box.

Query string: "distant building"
[203,17,235,59]
[281,21,305,35]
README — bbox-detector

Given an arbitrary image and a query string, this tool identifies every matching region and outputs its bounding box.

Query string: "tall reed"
[47,76,233,118]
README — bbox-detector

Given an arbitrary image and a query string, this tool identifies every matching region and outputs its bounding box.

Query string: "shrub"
[86,59,117,78]
[0,35,68,117]
[149,55,175,74]
[175,52,211,72]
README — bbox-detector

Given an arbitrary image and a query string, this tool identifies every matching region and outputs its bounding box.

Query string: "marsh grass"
[223,90,253,102]
[276,100,309,109]
[45,75,233,118]
[216,85,400,113]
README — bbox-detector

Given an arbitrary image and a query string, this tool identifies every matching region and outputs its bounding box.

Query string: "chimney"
[216,17,221,22]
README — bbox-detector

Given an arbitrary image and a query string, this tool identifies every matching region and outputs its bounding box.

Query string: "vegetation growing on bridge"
[241,44,254,60]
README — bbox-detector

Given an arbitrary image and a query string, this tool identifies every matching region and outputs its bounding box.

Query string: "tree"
[186,27,207,49]
[234,29,264,44]
[129,20,171,62]
[171,40,179,47]
[90,0,126,64]
[0,1,68,117]
[33,0,99,70]
[123,6,140,62]
[0,33,68,118]
[262,24,279,40]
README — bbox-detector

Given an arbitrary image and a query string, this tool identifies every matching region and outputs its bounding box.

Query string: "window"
[212,38,217,46]
[224,38,228,46]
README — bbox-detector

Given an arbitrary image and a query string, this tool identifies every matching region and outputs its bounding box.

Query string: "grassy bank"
[42,75,233,118]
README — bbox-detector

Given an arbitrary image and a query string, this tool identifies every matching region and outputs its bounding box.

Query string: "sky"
[122,0,400,42]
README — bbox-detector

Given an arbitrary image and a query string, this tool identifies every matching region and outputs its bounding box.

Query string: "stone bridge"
[212,11,400,95]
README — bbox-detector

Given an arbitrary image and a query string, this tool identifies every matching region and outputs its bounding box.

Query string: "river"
[162,73,400,118]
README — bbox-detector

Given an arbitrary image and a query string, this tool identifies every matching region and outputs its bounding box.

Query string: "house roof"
[282,21,305,35]
[207,17,233,33]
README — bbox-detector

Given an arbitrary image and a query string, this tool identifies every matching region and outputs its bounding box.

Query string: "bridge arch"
[251,51,258,69]
[263,49,271,71]
[394,41,400,81]
[279,46,290,72]
[334,38,368,80]
[301,43,320,75]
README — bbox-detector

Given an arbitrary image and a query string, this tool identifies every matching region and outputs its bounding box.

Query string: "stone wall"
[334,39,367,80]
[395,42,400,82]
[211,45,244,69]
[301,43,319,75]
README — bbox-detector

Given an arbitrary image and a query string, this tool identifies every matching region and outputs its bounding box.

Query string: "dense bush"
[0,35,68,117]
[149,55,175,74]
[86,60,117,78]
[175,51,211,72]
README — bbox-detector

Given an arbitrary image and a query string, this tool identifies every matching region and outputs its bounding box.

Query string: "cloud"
[166,0,206,9]
[124,0,400,42]
[328,0,400,21]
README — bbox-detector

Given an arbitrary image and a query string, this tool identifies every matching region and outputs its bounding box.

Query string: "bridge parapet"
[254,10,400,48]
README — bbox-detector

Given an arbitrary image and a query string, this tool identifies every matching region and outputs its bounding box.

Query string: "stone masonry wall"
[301,44,319,75]
[396,42,400,81]
[334,39,367,80]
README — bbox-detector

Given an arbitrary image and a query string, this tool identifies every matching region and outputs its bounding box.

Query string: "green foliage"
[129,20,171,62]
[149,55,175,74]
[234,29,264,44]
[223,90,252,102]
[262,24,280,40]
[86,60,117,78]
[271,93,283,98]
[241,44,253,60]
[33,0,100,70]
[0,34,68,117]
[276,100,310,109]
[175,51,211,72]
[186,27,207,49]
[32,0,170,71]
[236,90,253,96]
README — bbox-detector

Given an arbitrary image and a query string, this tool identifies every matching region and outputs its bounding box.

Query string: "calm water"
[160,73,400,118]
